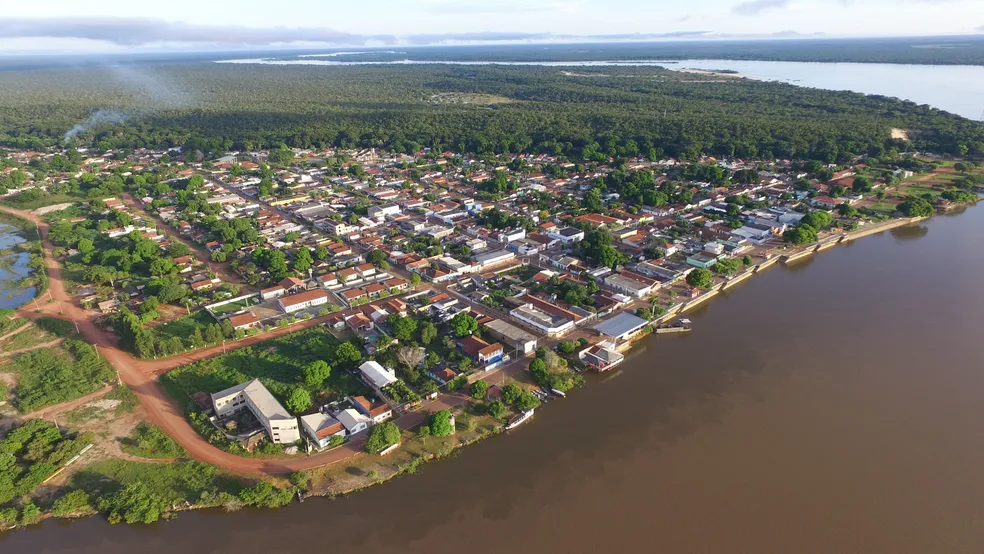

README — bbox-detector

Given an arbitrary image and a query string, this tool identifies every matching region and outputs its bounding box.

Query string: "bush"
[52,489,94,518]
[19,501,41,525]
[238,481,295,508]
[122,423,185,459]
[486,400,507,420]
[99,482,170,524]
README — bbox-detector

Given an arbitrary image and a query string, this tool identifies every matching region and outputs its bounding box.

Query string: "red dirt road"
[1,205,387,474]
[0,204,530,475]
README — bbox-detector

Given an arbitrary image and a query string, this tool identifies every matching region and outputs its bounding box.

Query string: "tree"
[389,314,418,341]
[470,380,489,399]
[837,203,858,217]
[410,273,422,288]
[396,346,426,370]
[148,258,174,278]
[428,410,454,437]
[500,383,523,405]
[686,268,713,288]
[515,390,541,412]
[333,341,363,367]
[486,400,507,420]
[742,255,753,265]
[713,257,743,276]
[801,211,833,230]
[302,360,332,390]
[293,247,312,273]
[783,224,819,245]
[898,197,934,217]
[852,176,873,193]
[450,312,479,337]
[285,387,313,414]
[367,249,387,267]
[365,421,401,454]
[419,321,437,346]
[205,323,224,344]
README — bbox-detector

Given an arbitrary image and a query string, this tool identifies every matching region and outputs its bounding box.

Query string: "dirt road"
[0,204,488,474]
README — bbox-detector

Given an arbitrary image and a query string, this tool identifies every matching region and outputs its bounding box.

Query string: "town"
[0,140,979,525]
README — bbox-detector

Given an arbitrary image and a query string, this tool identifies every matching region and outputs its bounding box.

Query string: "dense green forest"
[1,62,982,159]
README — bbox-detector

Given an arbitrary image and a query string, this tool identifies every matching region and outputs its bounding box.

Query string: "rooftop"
[593,312,649,339]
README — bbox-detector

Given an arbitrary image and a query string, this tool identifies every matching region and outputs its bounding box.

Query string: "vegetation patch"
[8,340,114,412]
[120,423,185,459]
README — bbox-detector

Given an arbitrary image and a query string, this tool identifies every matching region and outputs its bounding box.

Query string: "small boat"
[550,388,567,398]
[505,409,535,430]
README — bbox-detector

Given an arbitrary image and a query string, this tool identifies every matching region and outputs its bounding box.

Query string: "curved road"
[1,205,405,474]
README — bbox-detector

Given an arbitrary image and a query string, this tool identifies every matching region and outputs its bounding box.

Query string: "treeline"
[0,64,981,159]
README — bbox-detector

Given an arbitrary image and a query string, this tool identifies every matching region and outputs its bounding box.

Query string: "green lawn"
[209,298,256,316]
[904,184,943,197]
[161,327,368,412]
[154,311,215,341]
[868,202,899,212]
[0,192,85,211]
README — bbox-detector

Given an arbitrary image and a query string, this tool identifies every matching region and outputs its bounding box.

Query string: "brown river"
[4,205,984,553]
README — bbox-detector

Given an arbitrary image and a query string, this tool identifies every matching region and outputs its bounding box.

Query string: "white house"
[278,289,329,313]
[359,361,398,391]
[337,408,371,435]
[211,379,300,444]
[300,412,346,450]
[547,227,585,244]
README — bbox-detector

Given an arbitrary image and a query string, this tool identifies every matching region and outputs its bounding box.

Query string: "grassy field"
[120,423,186,459]
[0,316,27,336]
[0,326,58,354]
[8,340,115,412]
[152,310,214,341]
[0,191,85,211]
[868,202,900,212]
[161,327,369,413]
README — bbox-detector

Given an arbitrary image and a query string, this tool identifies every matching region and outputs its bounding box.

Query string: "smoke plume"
[63,109,128,143]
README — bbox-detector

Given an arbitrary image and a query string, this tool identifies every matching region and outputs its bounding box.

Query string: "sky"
[1,0,983,53]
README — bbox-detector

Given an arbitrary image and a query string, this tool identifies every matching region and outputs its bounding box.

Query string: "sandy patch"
[86,399,122,410]
[891,128,909,141]
[676,68,746,79]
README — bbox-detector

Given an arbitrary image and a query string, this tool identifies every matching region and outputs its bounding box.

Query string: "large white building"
[278,289,329,313]
[211,379,300,444]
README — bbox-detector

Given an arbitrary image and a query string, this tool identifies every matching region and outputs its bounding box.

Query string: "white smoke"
[63,109,128,144]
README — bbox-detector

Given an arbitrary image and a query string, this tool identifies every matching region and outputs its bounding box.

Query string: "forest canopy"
[0,63,981,159]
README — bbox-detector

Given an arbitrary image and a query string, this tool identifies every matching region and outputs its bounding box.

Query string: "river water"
[4,202,984,551]
[216,57,984,119]
[0,222,36,310]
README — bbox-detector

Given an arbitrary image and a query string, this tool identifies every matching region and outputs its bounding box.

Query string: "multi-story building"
[211,379,300,444]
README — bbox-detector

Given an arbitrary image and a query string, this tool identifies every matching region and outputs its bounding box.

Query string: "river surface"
[4,204,984,551]
[0,222,36,310]
[216,57,984,119]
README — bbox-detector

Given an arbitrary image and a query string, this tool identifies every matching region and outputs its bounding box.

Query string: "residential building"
[484,319,538,354]
[337,408,371,435]
[457,335,506,368]
[579,341,625,371]
[352,395,393,424]
[211,379,300,444]
[299,413,346,450]
[360,361,398,391]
